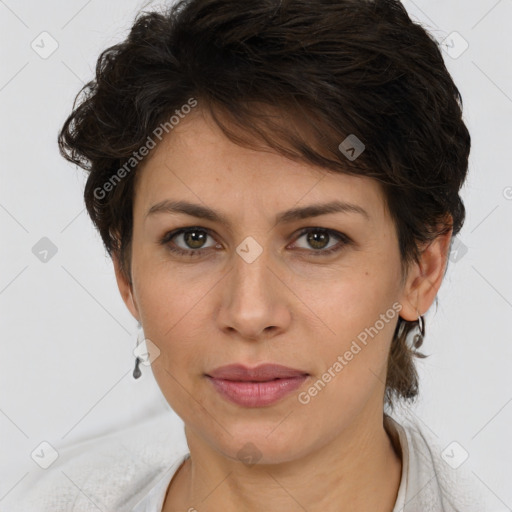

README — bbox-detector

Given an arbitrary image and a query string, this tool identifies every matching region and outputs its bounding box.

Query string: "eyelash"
[159,226,351,258]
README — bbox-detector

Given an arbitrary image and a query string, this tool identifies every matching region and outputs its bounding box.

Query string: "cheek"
[132,262,211,414]
[302,261,398,336]
[132,249,215,334]
[297,316,397,425]
[130,255,221,404]
[303,268,400,395]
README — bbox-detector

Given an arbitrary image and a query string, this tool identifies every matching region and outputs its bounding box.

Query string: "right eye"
[159,227,220,257]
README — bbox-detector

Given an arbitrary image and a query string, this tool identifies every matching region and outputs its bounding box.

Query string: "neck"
[163,409,402,512]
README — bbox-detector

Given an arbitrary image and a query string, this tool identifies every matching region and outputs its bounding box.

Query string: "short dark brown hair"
[58,0,470,407]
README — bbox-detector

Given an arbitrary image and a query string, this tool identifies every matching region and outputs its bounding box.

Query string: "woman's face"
[116,109,419,464]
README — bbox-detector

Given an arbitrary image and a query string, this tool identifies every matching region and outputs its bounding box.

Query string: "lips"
[205,364,310,407]
[206,363,309,381]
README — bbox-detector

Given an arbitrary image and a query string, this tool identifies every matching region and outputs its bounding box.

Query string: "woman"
[17,0,489,510]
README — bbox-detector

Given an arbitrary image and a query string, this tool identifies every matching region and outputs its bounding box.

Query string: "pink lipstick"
[206,363,309,407]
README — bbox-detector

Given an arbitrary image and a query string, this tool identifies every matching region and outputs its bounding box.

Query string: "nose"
[216,243,292,342]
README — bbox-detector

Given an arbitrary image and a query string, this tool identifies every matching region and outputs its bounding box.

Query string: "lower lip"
[207,375,308,407]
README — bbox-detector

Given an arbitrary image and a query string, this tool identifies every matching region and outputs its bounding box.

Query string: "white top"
[11,412,490,511]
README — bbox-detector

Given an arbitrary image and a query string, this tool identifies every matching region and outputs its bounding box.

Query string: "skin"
[113,107,452,512]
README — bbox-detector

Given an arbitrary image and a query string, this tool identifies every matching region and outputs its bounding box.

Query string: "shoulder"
[386,413,492,512]
[11,413,189,512]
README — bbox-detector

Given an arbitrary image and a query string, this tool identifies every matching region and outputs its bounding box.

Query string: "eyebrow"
[146,199,369,225]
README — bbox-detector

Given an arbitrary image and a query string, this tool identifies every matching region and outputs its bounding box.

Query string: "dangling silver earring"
[132,323,143,379]
[412,311,425,349]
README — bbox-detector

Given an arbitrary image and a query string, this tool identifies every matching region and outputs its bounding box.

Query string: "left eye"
[292,228,349,255]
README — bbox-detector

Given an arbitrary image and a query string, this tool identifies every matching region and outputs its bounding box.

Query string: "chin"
[211,422,315,466]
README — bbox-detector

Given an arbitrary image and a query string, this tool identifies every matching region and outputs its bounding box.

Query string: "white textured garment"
[10,412,490,511]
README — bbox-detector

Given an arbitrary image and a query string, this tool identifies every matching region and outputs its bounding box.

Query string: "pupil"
[185,230,206,248]
[308,230,328,249]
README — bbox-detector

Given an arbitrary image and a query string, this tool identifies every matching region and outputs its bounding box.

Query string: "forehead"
[134,108,389,223]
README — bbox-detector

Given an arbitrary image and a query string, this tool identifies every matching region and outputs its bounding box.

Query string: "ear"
[112,252,140,323]
[398,224,453,321]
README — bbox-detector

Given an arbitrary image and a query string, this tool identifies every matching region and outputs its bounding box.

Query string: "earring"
[412,310,425,349]
[132,323,143,379]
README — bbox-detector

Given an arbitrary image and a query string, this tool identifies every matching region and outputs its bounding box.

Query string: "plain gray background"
[1,0,511,509]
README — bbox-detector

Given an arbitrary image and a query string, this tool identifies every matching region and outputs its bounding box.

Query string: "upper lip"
[206,364,309,382]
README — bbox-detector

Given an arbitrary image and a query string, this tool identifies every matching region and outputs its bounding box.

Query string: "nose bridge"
[231,236,274,308]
